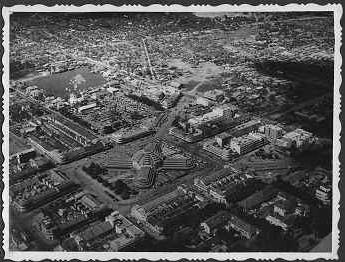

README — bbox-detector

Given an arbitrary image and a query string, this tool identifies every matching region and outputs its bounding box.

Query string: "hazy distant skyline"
[194,12,250,18]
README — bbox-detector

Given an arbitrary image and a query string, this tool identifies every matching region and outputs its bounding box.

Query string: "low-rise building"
[194,168,253,205]
[195,96,212,107]
[228,214,260,239]
[202,119,264,160]
[111,127,155,144]
[188,104,237,127]
[169,126,203,143]
[70,211,145,251]
[215,132,232,147]
[230,133,267,155]
[315,184,332,205]
[262,124,283,141]
[10,148,36,164]
[10,170,78,212]
[131,189,199,235]
[203,89,225,102]
[200,211,232,236]
[36,191,110,240]
[229,119,261,137]
[203,141,233,160]
[161,92,181,109]
[78,103,97,114]
[265,214,293,231]
[281,128,313,148]
[264,192,310,231]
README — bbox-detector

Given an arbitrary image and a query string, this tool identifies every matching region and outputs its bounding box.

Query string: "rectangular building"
[230,133,267,155]
[263,124,283,141]
[194,168,253,205]
[131,189,199,235]
[282,128,313,148]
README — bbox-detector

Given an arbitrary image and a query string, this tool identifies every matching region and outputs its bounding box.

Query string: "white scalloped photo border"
[2,4,342,261]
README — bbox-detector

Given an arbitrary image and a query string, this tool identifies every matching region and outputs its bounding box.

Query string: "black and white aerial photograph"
[3,4,341,260]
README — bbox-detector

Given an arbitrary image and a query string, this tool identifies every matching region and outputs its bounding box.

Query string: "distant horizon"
[194,12,250,18]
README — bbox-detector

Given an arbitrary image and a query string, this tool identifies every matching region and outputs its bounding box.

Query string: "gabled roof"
[229,214,258,235]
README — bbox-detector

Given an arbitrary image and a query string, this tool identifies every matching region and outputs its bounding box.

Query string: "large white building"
[78,103,97,114]
[194,168,252,205]
[111,127,155,144]
[203,89,225,101]
[188,104,237,127]
[230,133,267,155]
[203,141,233,160]
[315,185,331,205]
[278,128,313,148]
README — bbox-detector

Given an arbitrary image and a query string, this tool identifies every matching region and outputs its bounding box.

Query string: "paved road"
[71,167,121,206]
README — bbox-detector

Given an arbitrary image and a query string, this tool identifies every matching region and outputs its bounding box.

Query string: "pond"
[28,67,106,99]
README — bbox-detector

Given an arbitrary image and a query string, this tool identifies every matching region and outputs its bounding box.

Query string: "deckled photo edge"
[2,3,342,261]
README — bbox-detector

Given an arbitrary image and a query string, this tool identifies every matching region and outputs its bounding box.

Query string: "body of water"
[29,67,106,98]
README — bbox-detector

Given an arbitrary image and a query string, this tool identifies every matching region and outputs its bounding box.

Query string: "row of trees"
[82,162,136,200]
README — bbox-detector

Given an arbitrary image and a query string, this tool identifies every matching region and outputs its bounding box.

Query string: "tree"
[113,179,128,195]
[83,162,104,176]
[121,188,130,200]
[310,206,332,238]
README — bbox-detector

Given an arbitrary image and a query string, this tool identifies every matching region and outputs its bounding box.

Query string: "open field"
[9,133,30,155]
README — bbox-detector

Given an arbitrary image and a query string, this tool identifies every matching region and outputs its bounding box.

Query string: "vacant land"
[9,133,30,155]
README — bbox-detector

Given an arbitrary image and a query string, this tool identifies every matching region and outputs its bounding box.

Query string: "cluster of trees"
[10,103,46,124]
[83,162,105,177]
[292,145,332,170]
[236,178,332,248]
[230,205,299,252]
[83,163,137,200]
[225,180,265,204]
[254,60,333,101]
[10,104,31,123]
[112,179,132,200]
[10,60,35,79]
